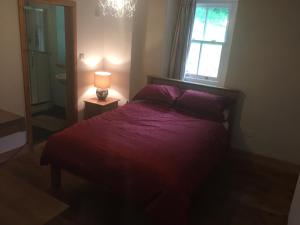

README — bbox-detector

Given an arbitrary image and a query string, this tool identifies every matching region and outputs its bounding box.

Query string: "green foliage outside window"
[195,6,229,25]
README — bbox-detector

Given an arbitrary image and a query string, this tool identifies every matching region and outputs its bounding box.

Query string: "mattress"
[41,102,229,225]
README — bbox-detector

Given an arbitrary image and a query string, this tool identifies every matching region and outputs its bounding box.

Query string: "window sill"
[184,76,219,87]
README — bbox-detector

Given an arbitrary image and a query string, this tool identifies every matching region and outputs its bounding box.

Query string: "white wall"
[130,0,178,98]
[102,15,133,105]
[0,0,25,116]
[75,0,104,119]
[76,0,175,115]
[129,0,148,98]
[75,0,133,118]
[225,0,300,164]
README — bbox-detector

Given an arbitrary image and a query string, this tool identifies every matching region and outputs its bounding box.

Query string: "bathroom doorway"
[18,0,77,144]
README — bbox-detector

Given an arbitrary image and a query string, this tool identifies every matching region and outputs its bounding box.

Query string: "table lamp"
[94,71,111,101]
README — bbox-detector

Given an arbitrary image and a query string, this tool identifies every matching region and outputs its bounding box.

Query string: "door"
[18,0,78,144]
[25,6,51,105]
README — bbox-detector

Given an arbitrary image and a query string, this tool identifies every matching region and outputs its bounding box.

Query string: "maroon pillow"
[133,84,182,105]
[176,90,232,122]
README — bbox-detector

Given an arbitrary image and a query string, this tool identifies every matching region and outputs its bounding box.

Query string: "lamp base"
[96,88,108,101]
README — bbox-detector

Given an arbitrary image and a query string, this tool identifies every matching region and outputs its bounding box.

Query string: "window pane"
[198,44,222,78]
[204,7,229,42]
[185,42,201,75]
[192,7,206,40]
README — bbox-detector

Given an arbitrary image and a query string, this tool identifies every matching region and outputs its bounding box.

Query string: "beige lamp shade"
[94,71,111,89]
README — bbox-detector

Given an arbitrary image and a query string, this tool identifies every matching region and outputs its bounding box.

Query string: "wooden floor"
[0,144,298,225]
[0,169,68,225]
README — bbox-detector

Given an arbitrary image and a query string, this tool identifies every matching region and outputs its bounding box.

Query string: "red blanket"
[41,102,229,225]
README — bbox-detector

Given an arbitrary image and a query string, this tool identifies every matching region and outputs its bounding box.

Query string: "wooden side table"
[0,109,25,138]
[84,97,119,119]
[289,175,300,225]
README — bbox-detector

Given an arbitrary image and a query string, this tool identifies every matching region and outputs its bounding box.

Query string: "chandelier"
[97,0,137,18]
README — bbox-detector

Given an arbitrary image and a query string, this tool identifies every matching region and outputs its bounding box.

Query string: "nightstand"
[84,97,119,119]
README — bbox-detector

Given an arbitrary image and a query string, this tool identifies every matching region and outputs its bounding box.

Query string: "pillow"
[175,90,233,122]
[133,84,182,105]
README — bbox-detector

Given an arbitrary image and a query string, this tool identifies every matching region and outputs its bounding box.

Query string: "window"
[185,1,237,85]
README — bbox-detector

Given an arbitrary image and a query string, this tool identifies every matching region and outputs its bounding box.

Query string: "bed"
[41,76,240,225]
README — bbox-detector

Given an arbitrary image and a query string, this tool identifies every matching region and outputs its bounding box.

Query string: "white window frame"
[184,0,238,86]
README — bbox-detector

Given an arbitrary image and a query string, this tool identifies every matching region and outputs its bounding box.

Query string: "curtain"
[168,0,196,80]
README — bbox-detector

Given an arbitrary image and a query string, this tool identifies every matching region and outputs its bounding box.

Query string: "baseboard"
[230,149,300,176]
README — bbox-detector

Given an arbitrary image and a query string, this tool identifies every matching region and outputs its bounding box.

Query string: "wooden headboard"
[147,75,242,135]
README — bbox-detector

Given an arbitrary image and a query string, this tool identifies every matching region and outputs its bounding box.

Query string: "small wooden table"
[0,110,25,138]
[84,97,119,119]
[289,175,300,225]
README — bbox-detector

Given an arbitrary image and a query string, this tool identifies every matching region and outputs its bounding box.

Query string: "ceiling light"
[97,0,137,18]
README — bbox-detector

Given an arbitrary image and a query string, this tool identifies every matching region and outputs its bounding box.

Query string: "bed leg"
[51,165,61,192]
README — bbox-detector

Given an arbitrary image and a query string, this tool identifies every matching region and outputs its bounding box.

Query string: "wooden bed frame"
[51,75,242,191]
[148,75,241,134]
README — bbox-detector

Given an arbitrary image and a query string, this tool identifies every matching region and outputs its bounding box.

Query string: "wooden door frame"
[18,0,78,144]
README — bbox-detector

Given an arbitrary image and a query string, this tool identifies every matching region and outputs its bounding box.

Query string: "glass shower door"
[25,5,51,105]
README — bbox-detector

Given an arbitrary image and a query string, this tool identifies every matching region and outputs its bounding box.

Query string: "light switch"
[79,53,85,60]
[95,7,101,17]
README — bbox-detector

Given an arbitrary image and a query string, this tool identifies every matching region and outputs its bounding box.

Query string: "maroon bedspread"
[41,102,229,225]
